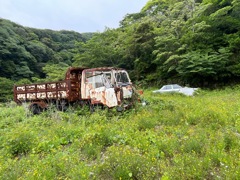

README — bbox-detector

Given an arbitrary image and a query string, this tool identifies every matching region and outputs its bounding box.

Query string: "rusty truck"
[14,67,139,114]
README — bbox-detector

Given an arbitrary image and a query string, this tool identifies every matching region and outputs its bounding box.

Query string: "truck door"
[82,71,118,108]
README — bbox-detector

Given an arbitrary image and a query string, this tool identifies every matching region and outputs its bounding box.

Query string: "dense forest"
[1,0,240,101]
[0,19,94,80]
[73,0,240,86]
[0,19,93,100]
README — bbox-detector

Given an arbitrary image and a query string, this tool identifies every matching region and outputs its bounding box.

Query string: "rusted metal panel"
[122,85,133,99]
[89,87,118,107]
[65,67,86,80]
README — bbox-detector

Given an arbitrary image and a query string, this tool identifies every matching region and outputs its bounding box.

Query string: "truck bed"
[14,80,80,104]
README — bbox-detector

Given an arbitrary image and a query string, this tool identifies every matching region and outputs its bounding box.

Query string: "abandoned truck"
[14,67,140,114]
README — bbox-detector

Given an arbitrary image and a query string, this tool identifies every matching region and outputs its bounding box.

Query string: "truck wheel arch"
[29,102,47,114]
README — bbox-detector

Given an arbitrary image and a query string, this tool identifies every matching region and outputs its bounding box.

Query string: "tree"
[0,77,14,102]
[0,18,86,81]
[42,62,69,81]
[14,62,34,80]
[122,18,156,81]
[152,0,195,82]
[73,29,122,68]
[177,48,232,85]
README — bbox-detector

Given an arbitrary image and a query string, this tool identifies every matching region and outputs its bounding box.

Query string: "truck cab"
[81,67,133,108]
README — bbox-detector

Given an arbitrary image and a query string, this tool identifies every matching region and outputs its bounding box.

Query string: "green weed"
[0,87,240,179]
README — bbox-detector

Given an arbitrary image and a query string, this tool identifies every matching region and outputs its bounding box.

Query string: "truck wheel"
[30,104,42,115]
[116,106,124,112]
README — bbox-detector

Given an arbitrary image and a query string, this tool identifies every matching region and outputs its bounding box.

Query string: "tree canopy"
[0,18,92,81]
[73,0,240,86]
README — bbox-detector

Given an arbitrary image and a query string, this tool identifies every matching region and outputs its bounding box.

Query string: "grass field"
[0,87,240,179]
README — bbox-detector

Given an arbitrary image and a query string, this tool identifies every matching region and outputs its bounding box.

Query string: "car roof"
[163,84,180,86]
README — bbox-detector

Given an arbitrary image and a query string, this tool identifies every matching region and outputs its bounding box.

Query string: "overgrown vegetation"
[0,87,239,179]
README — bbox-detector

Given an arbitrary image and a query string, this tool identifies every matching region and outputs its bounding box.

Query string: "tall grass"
[0,87,240,179]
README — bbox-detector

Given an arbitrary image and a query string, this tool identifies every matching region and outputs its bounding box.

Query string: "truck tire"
[30,104,42,115]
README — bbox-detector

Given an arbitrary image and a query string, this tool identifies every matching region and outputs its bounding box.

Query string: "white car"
[152,84,198,96]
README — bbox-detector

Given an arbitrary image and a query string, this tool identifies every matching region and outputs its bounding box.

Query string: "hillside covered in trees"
[0,18,94,80]
[73,0,240,86]
[0,19,93,100]
[1,0,240,101]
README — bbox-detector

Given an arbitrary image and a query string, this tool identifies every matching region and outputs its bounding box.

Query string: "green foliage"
[0,18,88,81]
[99,145,157,179]
[15,78,32,85]
[72,0,240,86]
[73,29,122,68]
[0,77,14,102]
[5,127,35,157]
[42,62,69,81]
[0,88,240,179]
[177,48,232,85]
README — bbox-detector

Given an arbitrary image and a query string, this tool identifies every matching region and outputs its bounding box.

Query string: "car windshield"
[161,85,172,90]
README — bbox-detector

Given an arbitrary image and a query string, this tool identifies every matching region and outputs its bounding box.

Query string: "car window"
[161,86,167,90]
[166,85,172,90]
[173,84,181,89]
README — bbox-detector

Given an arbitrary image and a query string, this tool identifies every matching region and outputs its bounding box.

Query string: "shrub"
[5,129,35,157]
[137,117,158,131]
[99,145,159,179]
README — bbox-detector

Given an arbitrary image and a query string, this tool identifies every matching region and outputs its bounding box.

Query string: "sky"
[0,0,149,33]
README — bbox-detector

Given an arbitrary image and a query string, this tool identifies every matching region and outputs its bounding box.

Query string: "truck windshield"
[85,70,130,88]
[86,71,112,88]
[115,71,130,83]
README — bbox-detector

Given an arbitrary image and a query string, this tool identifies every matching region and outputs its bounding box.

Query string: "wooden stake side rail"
[14,80,70,103]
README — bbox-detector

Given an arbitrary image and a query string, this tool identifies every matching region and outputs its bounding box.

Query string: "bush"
[0,77,14,102]
[5,129,35,157]
[99,145,159,179]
